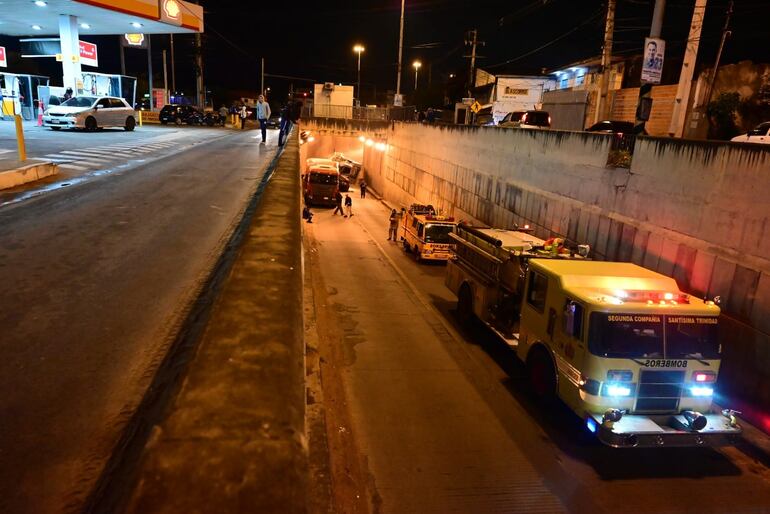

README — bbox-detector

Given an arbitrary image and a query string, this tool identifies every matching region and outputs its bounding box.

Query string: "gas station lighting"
[80,23,91,29]
[131,22,143,28]
[31,25,42,30]
[34,1,47,6]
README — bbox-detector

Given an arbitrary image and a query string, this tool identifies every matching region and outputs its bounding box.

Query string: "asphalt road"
[305,189,770,514]
[0,127,279,514]
[1,123,233,206]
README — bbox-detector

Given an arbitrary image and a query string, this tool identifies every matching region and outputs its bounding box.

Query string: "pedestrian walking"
[256,95,271,143]
[218,105,228,126]
[333,191,344,216]
[360,180,367,199]
[278,102,292,146]
[239,104,248,130]
[388,209,399,241]
[344,194,353,218]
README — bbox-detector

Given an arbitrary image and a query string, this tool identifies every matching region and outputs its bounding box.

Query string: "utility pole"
[119,35,126,76]
[633,0,666,134]
[261,57,265,97]
[703,0,733,108]
[162,49,169,105]
[170,33,176,93]
[595,0,616,124]
[395,0,405,104]
[147,34,154,111]
[463,29,485,96]
[467,29,478,95]
[195,32,204,107]
[668,0,707,137]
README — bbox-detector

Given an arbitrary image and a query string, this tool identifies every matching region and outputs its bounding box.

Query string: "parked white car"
[731,122,770,144]
[43,96,137,131]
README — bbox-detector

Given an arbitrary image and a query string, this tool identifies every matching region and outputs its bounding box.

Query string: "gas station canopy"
[0,0,204,36]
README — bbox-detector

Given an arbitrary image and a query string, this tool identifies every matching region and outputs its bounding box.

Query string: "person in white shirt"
[255,95,271,143]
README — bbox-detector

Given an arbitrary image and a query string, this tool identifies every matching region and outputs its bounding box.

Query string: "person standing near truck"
[333,191,344,216]
[387,209,399,241]
[344,194,353,217]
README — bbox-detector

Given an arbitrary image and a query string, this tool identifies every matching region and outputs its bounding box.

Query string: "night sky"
[2,0,768,105]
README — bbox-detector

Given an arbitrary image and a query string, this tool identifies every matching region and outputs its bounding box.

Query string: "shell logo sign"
[125,33,145,46]
[163,0,181,19]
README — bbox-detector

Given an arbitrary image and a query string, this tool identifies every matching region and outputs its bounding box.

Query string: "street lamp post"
[354,44,365,106]
[413,60,422,90]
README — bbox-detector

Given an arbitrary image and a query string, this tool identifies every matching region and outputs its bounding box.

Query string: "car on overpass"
[43,96,136,131]
[586,120,636,135]
[731,122,770,144]
[498,110,551,129]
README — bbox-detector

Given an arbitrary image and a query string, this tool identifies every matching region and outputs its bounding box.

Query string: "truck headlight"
[690,386,714,397]
[603,383,632,397]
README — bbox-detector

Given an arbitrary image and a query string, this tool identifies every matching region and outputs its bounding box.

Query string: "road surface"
[0,126,279,514]
[304,188,770,514]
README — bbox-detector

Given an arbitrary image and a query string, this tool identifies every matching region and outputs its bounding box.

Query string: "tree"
[706,92,741,140]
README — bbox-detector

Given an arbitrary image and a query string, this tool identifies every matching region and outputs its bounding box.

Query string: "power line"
[486,8,603,69]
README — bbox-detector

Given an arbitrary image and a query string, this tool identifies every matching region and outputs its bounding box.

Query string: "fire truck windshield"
[424,224,455,244]
[588,313,720,359]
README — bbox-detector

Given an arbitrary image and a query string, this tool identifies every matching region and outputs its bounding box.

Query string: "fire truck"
[400,204,458,262]
[445,223,742,448]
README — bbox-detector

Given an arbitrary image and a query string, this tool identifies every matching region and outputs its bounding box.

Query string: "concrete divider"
[86,135,307,513]
[0,160,58,190]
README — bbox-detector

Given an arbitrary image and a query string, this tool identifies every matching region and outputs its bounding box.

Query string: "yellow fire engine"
[445,223,741,448]
[400,204,458,262]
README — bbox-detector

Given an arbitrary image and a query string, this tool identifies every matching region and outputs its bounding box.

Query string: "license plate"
[643,359,688,368]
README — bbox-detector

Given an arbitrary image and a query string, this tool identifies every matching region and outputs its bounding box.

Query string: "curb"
[0,160,58,190]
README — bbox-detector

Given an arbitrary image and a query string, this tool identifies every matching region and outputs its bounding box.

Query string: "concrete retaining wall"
[348,121,770,412]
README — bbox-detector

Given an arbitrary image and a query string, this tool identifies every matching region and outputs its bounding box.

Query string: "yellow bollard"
[138,110,143,127]
[15,115,26,162]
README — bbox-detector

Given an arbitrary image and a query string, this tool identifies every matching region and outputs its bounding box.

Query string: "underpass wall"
[355,121,770,417]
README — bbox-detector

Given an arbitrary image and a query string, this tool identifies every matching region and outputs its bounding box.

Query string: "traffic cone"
[37,100,44,127]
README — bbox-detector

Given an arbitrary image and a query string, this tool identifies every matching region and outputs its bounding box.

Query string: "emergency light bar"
[613,290,691,304]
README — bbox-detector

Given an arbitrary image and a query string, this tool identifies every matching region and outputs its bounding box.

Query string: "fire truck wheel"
[457,283,474,328]
[527,346,557,400]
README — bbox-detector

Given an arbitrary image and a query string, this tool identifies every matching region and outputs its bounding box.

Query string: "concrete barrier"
[310,120,770,419]
[0,160,58,190]
[100,136,307,513]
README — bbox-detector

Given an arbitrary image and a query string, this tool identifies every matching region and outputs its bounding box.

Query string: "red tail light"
[693,371,716,383]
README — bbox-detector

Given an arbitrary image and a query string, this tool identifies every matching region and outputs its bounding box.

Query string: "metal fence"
[302,104,417,122]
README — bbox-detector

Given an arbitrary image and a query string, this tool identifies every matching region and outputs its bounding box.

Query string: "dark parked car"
[160,104,204,125]
[266,114,281,129]
[586,120,636,134]
[203,111,223,126]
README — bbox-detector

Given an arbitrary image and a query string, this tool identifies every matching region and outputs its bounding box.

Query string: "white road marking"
[58,163,88,171]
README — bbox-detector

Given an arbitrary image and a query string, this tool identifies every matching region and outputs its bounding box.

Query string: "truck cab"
[303,163,339,207]
[445,224,741,448]
[400,204,457,262]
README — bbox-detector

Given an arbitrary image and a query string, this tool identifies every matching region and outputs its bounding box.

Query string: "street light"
[413,60,422,90]
[354,44,365,106]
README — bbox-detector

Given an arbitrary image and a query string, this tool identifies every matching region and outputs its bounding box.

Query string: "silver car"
[43,96,137,132]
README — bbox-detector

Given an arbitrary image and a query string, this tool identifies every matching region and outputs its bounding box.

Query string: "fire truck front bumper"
[586,411,742,448]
